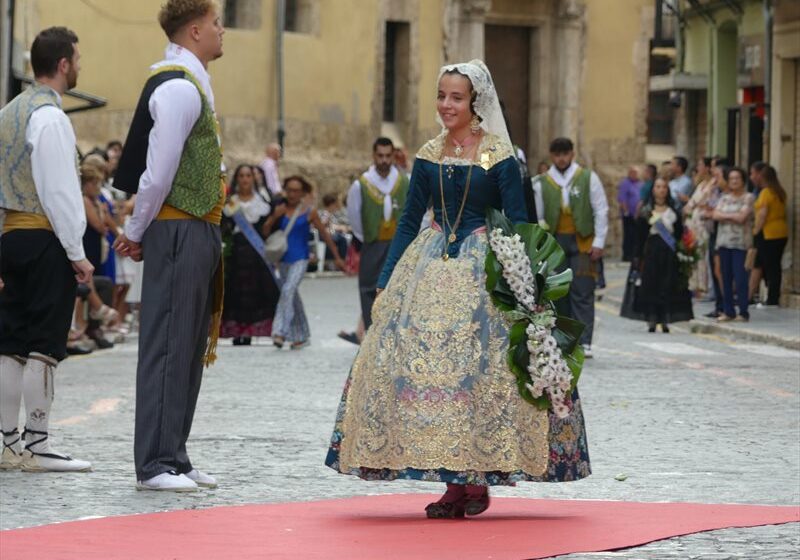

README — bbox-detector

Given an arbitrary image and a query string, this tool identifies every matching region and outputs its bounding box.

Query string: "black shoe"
[241,337,252,345]
[337,331,360,346]
[87,329,113,349]
[648,324,656,333]
[704,311,720,319]
[66,345,93,356]
[661,324,670,333]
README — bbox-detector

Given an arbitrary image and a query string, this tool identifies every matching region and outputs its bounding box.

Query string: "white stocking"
[0,355,25,445]
[22,354,56,454]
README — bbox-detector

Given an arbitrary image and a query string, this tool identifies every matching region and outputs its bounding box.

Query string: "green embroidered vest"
[157,67,224,217]
[539,167,594,237]
[360,173,409,243]
[0,85,62,214]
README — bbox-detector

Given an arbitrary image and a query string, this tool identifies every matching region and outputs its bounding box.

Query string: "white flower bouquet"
[485,208,585,418]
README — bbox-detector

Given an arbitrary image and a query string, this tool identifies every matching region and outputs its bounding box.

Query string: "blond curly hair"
[158,0,218,38]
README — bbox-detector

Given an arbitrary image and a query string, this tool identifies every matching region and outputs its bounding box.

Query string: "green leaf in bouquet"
[485,250,500,292]
[506,309,534,323]
[542,269,573,301]
[564,344,585,390]
[490,292,516,312]
[508,320,529,346]
[485,207,515,236]
[552,315,585,355]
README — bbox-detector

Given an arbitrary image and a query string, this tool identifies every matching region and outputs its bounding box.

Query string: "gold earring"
[470,115,481,134]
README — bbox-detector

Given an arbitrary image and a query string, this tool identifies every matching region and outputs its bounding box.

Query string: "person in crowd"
[682,157,714,297]
[318,193,351,270]
[702,158,729,318]
[259,142,283,196]
[621,177,693,332]
[220,164,280,345]
[712,167,754,322]
[747,161,768,301]
[668,156,692,212]
[0,26,93,472]
[327,60,590,519]
[113,0,226,492]
[753,165,789,307]
[748,161,767,195]
[536,160,549,175]
[617,166,642,262]
[638,163,657,212]
[393,146,411,177]
[263,176,346,349]
[533,137,609,358]
[346,137,410,331]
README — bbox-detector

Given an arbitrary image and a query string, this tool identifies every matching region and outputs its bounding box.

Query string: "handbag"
[264,206,303,263]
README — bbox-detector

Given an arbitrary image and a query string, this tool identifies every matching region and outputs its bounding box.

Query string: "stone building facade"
[9,0,657,254]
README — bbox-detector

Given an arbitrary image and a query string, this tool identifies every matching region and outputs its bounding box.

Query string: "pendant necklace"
[451,131,478,158]
[438,144,478,260]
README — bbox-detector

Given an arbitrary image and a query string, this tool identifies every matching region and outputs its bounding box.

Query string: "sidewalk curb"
[689,320,800,351]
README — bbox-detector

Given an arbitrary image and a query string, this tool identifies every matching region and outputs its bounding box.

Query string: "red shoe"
[425,483,466,519]
[464,484,490,516]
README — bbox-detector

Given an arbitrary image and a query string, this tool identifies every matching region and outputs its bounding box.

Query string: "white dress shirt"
[532,162,609,249]
[125,43,218,243]
[258,157,282,196]
[25,89,87,261]
[346,165,399,243]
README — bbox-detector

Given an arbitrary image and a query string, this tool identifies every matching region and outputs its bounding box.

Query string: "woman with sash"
[325,60,590,518]
[220,164,280,345]
[621,177,693,331]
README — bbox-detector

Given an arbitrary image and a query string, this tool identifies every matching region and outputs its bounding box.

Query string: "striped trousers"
[134,220,221,481]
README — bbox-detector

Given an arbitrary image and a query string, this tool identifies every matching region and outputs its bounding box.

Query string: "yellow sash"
[2,211,53,233]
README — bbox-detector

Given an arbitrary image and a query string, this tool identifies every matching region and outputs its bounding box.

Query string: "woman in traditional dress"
[220,164,280,345]
[621,177,694,332]
[325,60,590,518]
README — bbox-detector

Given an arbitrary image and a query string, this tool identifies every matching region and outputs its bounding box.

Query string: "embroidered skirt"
[325,228,591,486]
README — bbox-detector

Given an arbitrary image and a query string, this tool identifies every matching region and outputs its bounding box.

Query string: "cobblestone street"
[1,269,798,559]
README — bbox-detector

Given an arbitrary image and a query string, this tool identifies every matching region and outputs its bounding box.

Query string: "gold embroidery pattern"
[339,228,549,476]
[416,132,515,170]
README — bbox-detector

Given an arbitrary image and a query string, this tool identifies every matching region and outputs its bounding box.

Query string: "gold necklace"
[438,151,477,261]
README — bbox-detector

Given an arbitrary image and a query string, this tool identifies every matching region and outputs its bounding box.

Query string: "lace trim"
[416,132,515,170]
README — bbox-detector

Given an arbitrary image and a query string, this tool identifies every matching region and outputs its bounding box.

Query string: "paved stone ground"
[1,266,798,559]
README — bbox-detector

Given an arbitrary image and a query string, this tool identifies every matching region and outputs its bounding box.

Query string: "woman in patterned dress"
[325,60,590,519]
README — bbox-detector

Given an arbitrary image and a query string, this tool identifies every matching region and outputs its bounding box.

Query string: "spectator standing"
[668,156,692,212]
[712,167,754,322]
[259,143,283,197]
[638,163,657,211]
[747,161,767,195]
[318,193,350,270]
[682,157,714,296]
[617,166,642,262]
[753,166,789,306]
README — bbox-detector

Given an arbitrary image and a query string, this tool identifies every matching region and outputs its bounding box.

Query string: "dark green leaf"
[485,207,514,236]
[565,344,585,389]
[552,315,585,355]
[542,269,573,301]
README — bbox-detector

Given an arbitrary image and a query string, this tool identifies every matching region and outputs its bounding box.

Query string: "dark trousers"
[134,220,221,480]
[555,234,596,346]
[761,237,787,305]
[358,240,391,330]
[719,247,749,319]
[621,216,636,261]
[0,230,76,361]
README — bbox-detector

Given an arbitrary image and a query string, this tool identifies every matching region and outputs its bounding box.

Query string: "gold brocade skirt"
[325,228,591,486]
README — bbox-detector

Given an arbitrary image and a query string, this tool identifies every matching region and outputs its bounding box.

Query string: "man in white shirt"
[532,138,609,357]
[669,156,692,212]
[0,27,93,472]
[113,0,225,493]
[259,143,283,196]
[346,138,409,330]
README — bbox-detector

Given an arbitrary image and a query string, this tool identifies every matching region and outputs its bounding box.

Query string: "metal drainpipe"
[276,0,286,151]
[763,0,773,162]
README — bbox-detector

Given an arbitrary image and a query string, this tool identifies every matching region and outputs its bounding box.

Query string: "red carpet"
[1,495,797,560]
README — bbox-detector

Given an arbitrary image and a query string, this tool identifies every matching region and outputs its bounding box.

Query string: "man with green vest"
[0,27,93,473]
[346,138,409,330]
[112,0,225,492]
[532,138,609,358]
